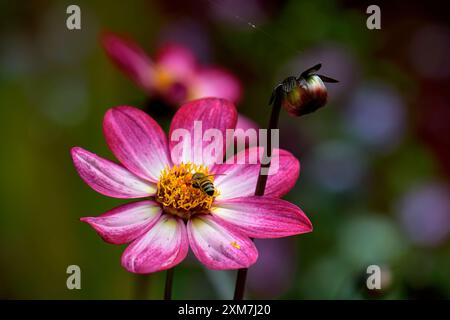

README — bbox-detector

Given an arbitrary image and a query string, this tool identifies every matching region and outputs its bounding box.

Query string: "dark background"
[1,0,450,299]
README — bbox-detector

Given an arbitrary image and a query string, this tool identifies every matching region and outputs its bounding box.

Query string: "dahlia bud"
[270,64,338,116]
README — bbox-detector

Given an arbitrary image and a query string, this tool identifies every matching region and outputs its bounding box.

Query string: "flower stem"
[254,87,283,195]
[164,268,175,300]
[233,87,283,300]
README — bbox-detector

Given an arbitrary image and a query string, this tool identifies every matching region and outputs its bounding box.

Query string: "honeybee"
[191,173,223,196]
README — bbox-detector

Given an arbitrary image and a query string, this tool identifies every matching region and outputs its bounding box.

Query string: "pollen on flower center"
[156,163,218,220]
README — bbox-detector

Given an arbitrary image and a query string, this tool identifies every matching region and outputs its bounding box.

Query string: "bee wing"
[202,174,227,181]
[317,74,339,83]
[300,63,322,78]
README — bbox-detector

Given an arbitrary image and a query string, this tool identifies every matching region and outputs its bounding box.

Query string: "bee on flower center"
[156,163,218,219]
[191,172,221,197]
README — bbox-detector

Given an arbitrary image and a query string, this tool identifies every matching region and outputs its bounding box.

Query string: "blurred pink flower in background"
[157,19,212,64]
[102,32,242,106]
[71,98,311,274]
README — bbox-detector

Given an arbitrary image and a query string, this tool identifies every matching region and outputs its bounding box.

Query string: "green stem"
[164,268,175,300]
[233,87,283,300]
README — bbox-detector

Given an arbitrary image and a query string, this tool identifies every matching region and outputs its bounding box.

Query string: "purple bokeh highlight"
[247,238,297,298]
[343,82,406,152]
[396,182,450,247]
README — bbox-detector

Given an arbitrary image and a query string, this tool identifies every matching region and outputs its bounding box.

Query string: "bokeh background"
[1,0,450,299]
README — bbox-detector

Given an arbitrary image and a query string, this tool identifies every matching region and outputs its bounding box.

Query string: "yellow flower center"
[156,163,218,220]
[154,67,174,91]
[154,67,198,102]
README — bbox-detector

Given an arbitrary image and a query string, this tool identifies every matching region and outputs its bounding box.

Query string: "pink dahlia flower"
[72,98,312,273]
[102,32,241,105]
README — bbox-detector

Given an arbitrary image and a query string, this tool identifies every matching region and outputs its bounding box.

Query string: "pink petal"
[212,196,312,238]
[192,67,242,103]
[235,114,259,132]
[71,147,156,198]
[169,98,237,167]
[103,106,171,182]
[101,32,155,93]
[155,43,197,80]
[232,114,259,151]
[187,215,258,270]
[80,200,162,244]
[121,214,188,274]
[213,148,300,200]
[265,149,300,198]
[213,148,260,200]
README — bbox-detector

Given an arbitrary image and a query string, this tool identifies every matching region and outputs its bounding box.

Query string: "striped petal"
[187,215,258,270]
[121,214,188,274]
[213,148,300,200]
[169,98,237,167]
[265,149,300,198]
[71,147,155,198]
[103,106,172,182]
[231,114,260,152]
[80,200,161,244]
[101,32,155,93]
[212,196,312,238]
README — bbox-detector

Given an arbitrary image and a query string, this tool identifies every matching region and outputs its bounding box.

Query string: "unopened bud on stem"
[271,63,338,116]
